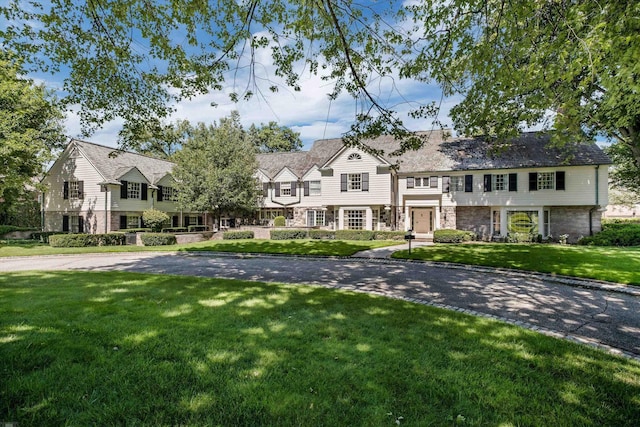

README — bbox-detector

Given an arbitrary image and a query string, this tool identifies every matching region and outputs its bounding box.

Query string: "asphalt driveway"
[1,251,638,360]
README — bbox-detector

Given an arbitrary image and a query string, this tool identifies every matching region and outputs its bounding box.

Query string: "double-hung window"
[529,171,565,191]
[537,172,554,190]
[348,174,362,191]
[492,174,507,191]
[450,176,465,191]
[161,186,176,201]
[281,182,292,196]
[345,210,365,230]
[128,182,141,199]
[63,180,84,200]
[307,210,326,227]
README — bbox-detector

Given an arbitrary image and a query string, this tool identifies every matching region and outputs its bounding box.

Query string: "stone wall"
[550,206,601,243]
[441,206,456,229]
[455,206,492,240]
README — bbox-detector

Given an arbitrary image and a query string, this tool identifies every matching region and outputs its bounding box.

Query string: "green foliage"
[140,233,177,246]
[433,229,475,244]
[49,233,126,247]
[187,225,209,232]
[31,231,59,243]
[142,208,170,232]
[161,227,188,233]
[223,230,254,240]
[0,225,34,237]
[248,122,302,153]
[578,222,640,247]
[373,231,406,241]
[0,52,65,220]
[273,216,286,227]
[308,229,336,240]
[270,229,308,240]
[172,113,260,218]
[335,230,375,241]
[506,233,535,244]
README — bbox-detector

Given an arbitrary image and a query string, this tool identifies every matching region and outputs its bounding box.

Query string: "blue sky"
[7,0,458,150]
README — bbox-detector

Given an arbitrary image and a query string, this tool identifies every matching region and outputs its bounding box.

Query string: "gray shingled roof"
[72,139,174,185]
[256,130,611,177]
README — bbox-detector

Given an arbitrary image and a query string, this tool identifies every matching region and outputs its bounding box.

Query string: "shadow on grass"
[179,239,396,257]
[1,271,639,426]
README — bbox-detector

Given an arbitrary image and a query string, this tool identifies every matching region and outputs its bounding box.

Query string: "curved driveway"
[1,252,639,360]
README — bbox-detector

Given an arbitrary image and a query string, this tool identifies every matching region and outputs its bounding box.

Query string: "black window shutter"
[304,181,310,196]
[63,181,69,199]
[78,181,84,199]
[464,175,473,192]
[556,171,566,190]
[430,176,438,188]
[407,177,414,189]
[262,183,269,197]
[362,173,369,192]
[141,183,148,200]
[78,216,84,233]
[120,215,127,229]
[172,215,179,227]
[442,176,450,193]
[290,181,297,196]
[62,215,69,232]
[484,174,492,192]
[341,174,347,192]
[529,173,537,191]
[275,182,281,197]
[157,185,164,201]
[509,173,518,192]
[120,181,128,199]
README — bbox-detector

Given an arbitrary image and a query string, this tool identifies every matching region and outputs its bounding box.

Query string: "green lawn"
[393,244,640,285]
[0,239,401,258]
[1,271,638,426]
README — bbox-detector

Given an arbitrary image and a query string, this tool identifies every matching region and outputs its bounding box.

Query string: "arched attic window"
[347,153,362,161]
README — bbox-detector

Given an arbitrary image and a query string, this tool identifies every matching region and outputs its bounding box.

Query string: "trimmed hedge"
[140,233,177,246]
[0,225,36,237]
[223,230,255,240]
[373,231,406,241]
[309,229,336,240]
[335,230,375,241]
[578,222,640,246]
[161,227,188,233]
[273,216,286,227]
[32,231,60,243]
[433,229,475,243]
[270,229,309,240]
[188,225,209,232]
[49,233,127,247]
[123,228,152,233]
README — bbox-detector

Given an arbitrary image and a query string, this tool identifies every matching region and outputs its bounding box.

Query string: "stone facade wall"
[455,206,492,240]
[441,206,456,229]
[550,206,601,243]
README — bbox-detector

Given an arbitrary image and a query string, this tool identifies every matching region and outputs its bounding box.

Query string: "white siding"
[301,167,324,207]
[112,168,154,212]
[320,148,391,205]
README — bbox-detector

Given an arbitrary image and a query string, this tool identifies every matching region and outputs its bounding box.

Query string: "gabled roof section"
[256,151,310,179]
[71,139,175,184]
[320,142,392,169]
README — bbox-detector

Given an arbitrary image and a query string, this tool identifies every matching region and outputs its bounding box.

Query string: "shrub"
[0,225,34,237]
[273,216,286,227]
[49,233,127,247]
[270,229,309,240]
[578,222,640,246]
[140,233,177,246]
[309,229,336,240]
[506,232,534,243]
[124,228,152,233]
[161,227,188,233]
[32,231,59,243]
[433,229,475,243]
[142,209,170,232]
[223,230,255,240]
[188,225,209,232]
[335,230,375,241]
[373,231,406,241]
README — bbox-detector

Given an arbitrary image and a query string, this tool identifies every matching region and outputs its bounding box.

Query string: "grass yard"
[0,239,401,258]
[1,271,639,426]
[393,244,640,286]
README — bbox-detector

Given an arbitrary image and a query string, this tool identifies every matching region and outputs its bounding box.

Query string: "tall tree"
[0,52,65,223]
[172,112,260,225]
[400,1,640,189]
[248,122,303,153]
[118,118,192,160]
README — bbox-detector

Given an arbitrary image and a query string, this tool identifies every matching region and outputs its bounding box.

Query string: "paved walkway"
[1,251,639,361]
[352,240,433,258]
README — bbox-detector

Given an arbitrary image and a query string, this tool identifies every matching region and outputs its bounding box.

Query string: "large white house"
[42,131,611,242]
[41,139,203,234]
[256,131,611,241]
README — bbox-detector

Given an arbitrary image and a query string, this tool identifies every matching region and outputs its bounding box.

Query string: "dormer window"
[347,153,362,161]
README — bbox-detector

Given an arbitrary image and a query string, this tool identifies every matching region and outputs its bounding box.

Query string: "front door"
[412,208,433,233]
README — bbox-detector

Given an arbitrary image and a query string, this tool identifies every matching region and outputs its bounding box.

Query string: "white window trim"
[347,173,362,191]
